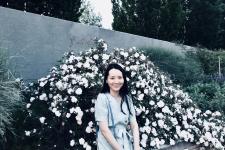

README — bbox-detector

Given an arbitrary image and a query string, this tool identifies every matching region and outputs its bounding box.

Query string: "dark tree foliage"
[0,0,83,22]
[185,0,225,49]
[112,0,225,49]
[158,0,186,42]
[112,0,186,42]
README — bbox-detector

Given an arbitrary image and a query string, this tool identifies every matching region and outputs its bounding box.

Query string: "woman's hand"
[99,121,121,150]
[130,121,140,150]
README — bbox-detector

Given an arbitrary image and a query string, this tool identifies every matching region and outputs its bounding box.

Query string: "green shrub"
[142,47,204,87]
[197,48,225,75]
[185,82,225,115]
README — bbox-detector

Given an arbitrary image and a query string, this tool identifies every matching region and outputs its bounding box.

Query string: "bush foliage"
[20,41,225,150]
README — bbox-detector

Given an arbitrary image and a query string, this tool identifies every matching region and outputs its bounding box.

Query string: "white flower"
[90,107,95,112]
[170,139,175,145]
[67,88,74,94]
[204,141,209,146]
[140,54,146,60]
[55,110,61,117]
[77,62,82,68]
[157,119,164,128]
[171,117,178,125]
[93,54,99,60]
[26,103,31,108]
[75,88,82,95]
[15,78,21,82]
[83,62,90,68]
[30,97,35,102]
[155,113,164,119]
[88,121,93,127]
[79,138,85,145]
[86,145,91,150]
[140,139,147,147]
[61,64,68,70]
[157,100,165,108]
[152,122,157,127]
[149,100,155,106]
[70,140,75,147]
[66,113,71,118]
[142,133,148,140]
[39,93,47,101]
[124,52,129,57]
[86,126,92,133]
[150,140,156,146]
[134,52,139,58]
[213,111,221,117]
[102,54,110,60]
[39,81,46,87]
[33,129,36,133]
[131,90,136,95]
[56,80,65,91]
[137,93,144,101]
[205,110,212,115]
[71,96,78,103]
[151,128,158,136]
[69,107,75,113]
[103,43,108,50]
[39,117,46,124]
[25,131,31,136]
[205,132,212,140]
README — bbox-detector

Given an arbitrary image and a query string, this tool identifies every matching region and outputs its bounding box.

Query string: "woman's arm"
[99,121,121,150]
[130,120,141,150]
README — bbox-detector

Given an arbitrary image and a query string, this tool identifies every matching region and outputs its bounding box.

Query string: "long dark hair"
[101,63,132,115]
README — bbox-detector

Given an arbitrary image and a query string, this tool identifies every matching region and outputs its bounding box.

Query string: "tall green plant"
[0,48,23,149]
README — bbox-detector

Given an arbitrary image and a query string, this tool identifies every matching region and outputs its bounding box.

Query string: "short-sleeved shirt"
[95,93,136,150]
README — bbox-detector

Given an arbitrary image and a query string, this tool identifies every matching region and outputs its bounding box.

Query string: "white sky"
[88,0,113,29]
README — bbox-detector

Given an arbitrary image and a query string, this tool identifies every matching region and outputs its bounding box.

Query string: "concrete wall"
[0,6,193,82]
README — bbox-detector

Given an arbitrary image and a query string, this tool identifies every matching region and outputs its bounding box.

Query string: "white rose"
[39,117,46,124]
[149,100,155,106]
[70,140,75,146]
[134,52,139,58]
[39,93,47,101]
[26,103,31,108]
[86,126,92,133]
[102,54,110,60]
[75,88,82,95]
[79,138,85,145]
[140,54,146,60]
[157,100,165,108]
[71,96,78,103]
[30,97,35,102]
[170,139,175,145]
[93,54,99,60]
[66,113,71,118]
[25,131,31,136]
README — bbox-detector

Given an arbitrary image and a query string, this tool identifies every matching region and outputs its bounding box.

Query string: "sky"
[88,0,113,29]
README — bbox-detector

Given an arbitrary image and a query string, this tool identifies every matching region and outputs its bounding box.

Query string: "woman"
[95,63,140,150]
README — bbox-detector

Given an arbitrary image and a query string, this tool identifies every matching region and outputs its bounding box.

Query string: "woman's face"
[107,68,124,93]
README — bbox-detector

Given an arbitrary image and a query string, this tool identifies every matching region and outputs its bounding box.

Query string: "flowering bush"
[23,40,225,150]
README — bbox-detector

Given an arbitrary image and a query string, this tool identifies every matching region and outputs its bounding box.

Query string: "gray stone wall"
[0,6,193,82]
[0,6,202,150]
